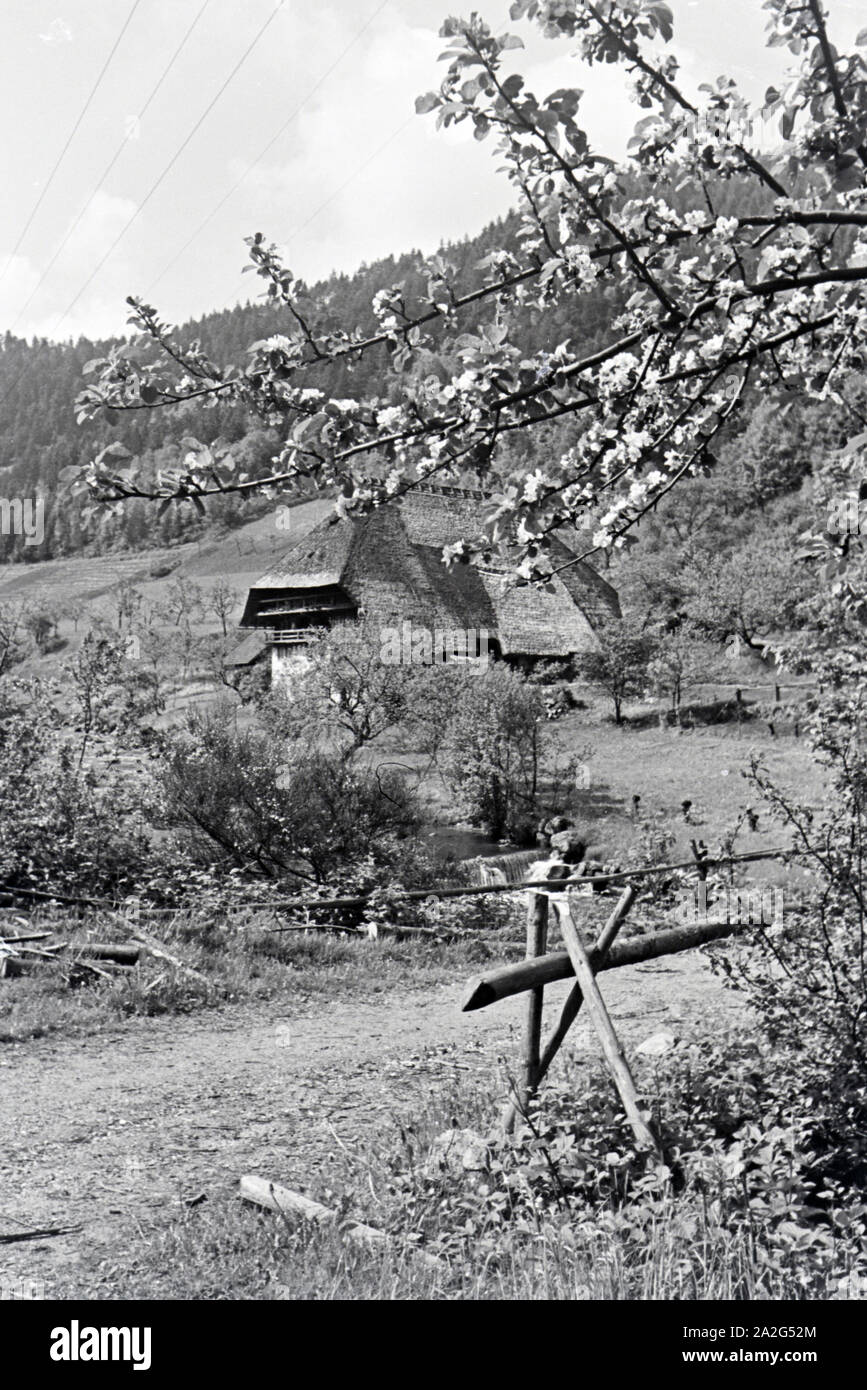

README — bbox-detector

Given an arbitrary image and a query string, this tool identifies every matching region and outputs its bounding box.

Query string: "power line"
[9,0,212,335]
[285,114,414,246]
[146,0,391,297]
[53,0,287,335]
[0,0,143,290]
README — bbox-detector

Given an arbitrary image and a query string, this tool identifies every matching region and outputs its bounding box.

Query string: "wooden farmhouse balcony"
[262,627,327,646]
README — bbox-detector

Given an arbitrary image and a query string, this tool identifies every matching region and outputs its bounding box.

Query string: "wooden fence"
[460,847,792,1139]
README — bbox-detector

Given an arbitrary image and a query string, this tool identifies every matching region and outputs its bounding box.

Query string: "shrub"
[155,706,420,884]
[0,692,157,898]
[714,689,867,1189]
[388,1039,867,1298]
[436,666,544,841]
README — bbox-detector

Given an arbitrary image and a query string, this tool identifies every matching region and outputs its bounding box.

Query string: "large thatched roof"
[240,488,619,658]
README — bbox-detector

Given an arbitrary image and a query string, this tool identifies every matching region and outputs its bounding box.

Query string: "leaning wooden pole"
[518,891,549,1114]
[537,885,636,1083]
[558,902,664,1160]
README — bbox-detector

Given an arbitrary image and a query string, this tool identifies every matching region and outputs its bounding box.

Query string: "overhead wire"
[0,0,144,289]
[8,0,212,334]
[53,0,288,334]
[147,0,392,297]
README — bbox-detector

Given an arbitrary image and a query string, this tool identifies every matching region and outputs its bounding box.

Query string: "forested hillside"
[0,172,825,562]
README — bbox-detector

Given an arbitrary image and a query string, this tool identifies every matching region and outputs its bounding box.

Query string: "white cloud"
[6,190,139,341]
[3,0,851,340]
[39,18,73,46]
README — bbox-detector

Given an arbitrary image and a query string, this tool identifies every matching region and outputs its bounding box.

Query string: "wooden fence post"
[519,890,549,1113]
[690,839,708,881]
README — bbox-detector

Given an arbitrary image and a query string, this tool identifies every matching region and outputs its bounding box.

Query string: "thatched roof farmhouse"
[239,486,619,684]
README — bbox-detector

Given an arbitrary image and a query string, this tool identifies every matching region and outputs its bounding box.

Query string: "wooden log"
[21,941,142,965]
[130,930,210,986]
[239,1176,443,1271]
[6,944,61,959]
[76,943,141,965]
[14,954,134,977]
[558,902,663,1158]
[520,892,549,1110]
[463,914,750,1012]
[0,1224,81,1244]
[503,887,636,1132]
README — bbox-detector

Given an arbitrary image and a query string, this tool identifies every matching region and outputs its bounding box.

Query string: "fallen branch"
[0,1225,82,1244]
[130,929,209,986]
[239,1175,444,1272]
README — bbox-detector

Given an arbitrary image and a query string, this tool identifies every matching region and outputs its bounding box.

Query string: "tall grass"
[73,1056,863,1302]
[0,905,520,1044]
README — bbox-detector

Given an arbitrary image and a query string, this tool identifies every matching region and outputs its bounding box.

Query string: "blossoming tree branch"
[73,0,867,583]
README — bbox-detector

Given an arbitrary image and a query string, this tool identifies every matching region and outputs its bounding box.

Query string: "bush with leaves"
[712,689,867,1189]
[0,684,158,899]
[390,1038,866,1297]
[155,705,420,885]
[432,665,544,841]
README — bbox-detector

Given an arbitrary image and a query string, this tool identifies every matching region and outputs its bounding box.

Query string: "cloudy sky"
[0,0,861,343]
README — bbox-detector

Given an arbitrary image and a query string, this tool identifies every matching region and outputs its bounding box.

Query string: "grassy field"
[67,1040,858,1303]
[0,907,523,1046]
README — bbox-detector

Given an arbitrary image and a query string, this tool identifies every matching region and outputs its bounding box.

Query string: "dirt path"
[1,954,740,1297]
